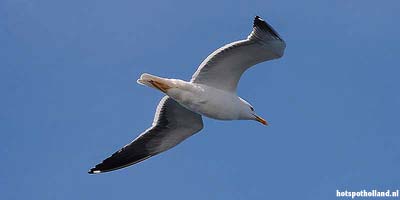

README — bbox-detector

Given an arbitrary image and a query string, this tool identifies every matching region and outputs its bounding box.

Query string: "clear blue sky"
[1,0,399,199]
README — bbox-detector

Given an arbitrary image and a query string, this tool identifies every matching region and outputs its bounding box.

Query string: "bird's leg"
[149,80,172,93]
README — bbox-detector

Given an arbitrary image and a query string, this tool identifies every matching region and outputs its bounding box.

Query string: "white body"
[166,80,245,120]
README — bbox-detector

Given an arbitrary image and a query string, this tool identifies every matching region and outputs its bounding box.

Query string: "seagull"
[89,16,286,174]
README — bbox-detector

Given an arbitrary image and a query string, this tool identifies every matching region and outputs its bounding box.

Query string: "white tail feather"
[137,73,170,91]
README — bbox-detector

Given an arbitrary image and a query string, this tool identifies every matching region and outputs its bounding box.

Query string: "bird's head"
[238,98,268,125]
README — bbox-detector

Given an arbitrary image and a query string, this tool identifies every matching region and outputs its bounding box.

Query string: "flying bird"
[89,16,286,174]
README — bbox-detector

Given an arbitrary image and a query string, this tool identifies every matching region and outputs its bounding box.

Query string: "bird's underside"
[89,16,285,174]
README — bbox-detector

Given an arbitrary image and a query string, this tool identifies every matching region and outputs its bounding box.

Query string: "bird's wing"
[191,16,286,93]
[89,96,203,174]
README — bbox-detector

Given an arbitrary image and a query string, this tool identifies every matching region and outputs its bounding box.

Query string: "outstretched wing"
[191,16,286,93]
[89,96,203,174]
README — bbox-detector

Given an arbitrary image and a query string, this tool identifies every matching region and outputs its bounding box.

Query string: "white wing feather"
[191,16,286,93]
[89,96,203,173]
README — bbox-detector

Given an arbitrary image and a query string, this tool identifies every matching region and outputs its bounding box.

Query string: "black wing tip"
[88,167,101,174]
[253,15,282,40]
[88,163,105,174]
[253,15,266,28]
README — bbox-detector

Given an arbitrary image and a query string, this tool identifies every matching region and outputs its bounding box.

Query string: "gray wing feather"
[89,96,203,174]
[191,16,286,92]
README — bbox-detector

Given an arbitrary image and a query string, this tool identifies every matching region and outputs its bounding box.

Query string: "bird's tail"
[137,73,172,93]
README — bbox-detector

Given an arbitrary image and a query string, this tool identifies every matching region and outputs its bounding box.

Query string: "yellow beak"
[255,115,268,125]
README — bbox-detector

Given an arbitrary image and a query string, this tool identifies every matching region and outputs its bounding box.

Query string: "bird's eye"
[250,106,254,111]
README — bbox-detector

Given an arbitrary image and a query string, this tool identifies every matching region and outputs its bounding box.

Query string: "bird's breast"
[167,84,240,120]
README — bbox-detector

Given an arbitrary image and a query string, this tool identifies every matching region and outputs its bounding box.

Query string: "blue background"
[1,0,399,199]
